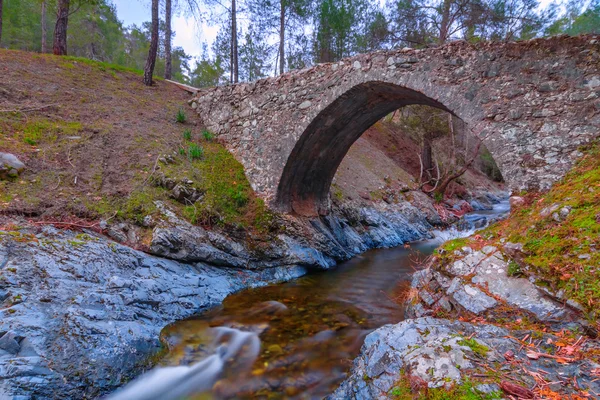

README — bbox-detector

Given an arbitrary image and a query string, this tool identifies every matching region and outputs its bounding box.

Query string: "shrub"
[176,109,186,123]
[188,143,203,160]
[183,129,192,141]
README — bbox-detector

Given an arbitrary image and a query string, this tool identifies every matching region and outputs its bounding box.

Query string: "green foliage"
[239,24,272,81]
[1,0,192,84]
[479,149,503,182]
[440,238,469,254]
[187,143,203,160]
[507,261,522,277]
[183,129,192,141]
[176,109,187,124]
[390,375,503,399]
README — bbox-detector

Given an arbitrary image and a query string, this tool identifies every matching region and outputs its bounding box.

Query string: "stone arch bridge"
[188,35,600,216]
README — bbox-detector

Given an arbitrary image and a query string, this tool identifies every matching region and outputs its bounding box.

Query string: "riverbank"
[333,143,600,400]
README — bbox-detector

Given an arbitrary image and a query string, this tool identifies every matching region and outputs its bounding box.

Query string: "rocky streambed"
[1,188,487,399]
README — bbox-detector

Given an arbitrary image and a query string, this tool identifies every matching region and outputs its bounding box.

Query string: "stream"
[107,199,509,400]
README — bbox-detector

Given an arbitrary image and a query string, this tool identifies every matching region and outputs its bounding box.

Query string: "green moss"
[438,238,469,255]
[390,375,503,400]
[457,338,489,358]
[19,120,82,145]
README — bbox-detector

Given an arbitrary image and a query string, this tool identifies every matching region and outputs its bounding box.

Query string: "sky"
[111,0,217,59]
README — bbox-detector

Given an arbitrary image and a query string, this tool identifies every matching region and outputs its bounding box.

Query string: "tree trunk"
[448,114,455,166]
[53,0,70,55]
[421,132,433,181]
[164,0,172,80]
[433,137,483,198]
[41,1,47,53]
[438,0,451,44]
[231,0,239,83]
[143,0,160,86]
[279,0,285,75]
[0,0,4,45]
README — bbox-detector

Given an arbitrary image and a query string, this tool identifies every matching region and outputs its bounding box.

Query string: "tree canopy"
[0,0,598,86]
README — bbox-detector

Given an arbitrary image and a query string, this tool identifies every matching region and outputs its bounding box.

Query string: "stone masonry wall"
[189,35,600,213]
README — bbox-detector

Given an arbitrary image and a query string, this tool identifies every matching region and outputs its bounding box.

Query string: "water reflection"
[159,241,435,399]
[140,199,510,399]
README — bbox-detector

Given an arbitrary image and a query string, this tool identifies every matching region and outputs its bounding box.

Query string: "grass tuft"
[187,143,203,160]
[176,109,187,123]
[202,129,214,141]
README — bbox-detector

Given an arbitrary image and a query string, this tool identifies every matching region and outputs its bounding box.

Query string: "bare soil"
[0,50,198,220]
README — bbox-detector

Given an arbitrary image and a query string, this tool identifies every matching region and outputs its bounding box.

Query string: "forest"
[0,0,599,87]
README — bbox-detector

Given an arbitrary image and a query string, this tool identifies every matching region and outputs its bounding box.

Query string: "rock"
[503,242,524,258]
[142,215,156,228]
[509,196,525,208]
[298,100,312,109]
[0,332,21,355]
[558,206,571,220]
[330,318,503,398]
[0,152,25,179]
[475,383,501,394]
[448,280,498,314]
[170,184,203,204]
[332,317,600,400]
[538,81,559,92]
[0,229,307,399]
[107,223,129,243]
[471,252,569,321]
[540,203,560,218]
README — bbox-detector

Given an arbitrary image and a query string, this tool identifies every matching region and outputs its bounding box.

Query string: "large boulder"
[0,153,25,179]
[331,317,600,400]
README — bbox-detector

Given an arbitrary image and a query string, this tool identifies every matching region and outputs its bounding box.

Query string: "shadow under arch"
[275,81,458,216]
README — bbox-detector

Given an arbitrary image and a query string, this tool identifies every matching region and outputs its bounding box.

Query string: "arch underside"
[275,81,454,216]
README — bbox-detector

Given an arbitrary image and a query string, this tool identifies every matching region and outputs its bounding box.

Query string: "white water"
[105,327,260,400]
[430,199,510,244]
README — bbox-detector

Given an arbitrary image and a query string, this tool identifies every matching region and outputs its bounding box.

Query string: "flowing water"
[108,200,509,400]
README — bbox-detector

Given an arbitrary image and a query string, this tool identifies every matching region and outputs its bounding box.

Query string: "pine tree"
[144,0,160,85]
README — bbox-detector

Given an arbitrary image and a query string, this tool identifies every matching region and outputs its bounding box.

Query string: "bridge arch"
[275,81,459,215]
[191,35,600,216]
